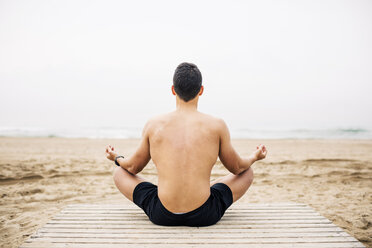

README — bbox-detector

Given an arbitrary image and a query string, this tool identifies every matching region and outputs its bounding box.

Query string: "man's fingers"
[105,145,115,156]
[263,149,267,157]
[108,145,116,152]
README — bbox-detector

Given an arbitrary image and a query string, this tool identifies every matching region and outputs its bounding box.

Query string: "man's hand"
[105,145,118,161]
[253,144,267,161]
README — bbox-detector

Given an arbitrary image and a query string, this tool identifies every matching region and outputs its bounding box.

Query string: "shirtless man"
[105,62,267,226]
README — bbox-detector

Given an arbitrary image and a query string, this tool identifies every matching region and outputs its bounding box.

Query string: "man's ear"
[171,85,176,95]
[199,86,204,96]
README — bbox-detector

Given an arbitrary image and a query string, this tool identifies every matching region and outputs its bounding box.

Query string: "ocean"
[0,126,371,139]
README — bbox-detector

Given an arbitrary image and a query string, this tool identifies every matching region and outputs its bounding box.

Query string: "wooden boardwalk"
[20,203,365,248]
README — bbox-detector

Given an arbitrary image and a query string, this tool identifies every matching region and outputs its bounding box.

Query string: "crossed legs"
[113,166,254,204]
[210,167,254,203]
[113,167,147,202]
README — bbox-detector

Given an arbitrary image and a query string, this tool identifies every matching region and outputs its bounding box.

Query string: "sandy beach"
[0,137,371,248]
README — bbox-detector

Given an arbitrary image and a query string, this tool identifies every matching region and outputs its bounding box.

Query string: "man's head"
[172,62,203,102]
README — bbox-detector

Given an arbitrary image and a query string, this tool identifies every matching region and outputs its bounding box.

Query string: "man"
[105,62,267,226]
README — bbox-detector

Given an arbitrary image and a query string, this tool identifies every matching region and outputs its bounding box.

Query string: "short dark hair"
[173,62,202,102]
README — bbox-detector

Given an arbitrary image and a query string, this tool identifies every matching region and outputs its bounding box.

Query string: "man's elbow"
[126,165,139,175]
[228,164,242,175]
[127,162,145,175]
[232,158,243,175]
[221,158,241,175]
[232,167,243,175]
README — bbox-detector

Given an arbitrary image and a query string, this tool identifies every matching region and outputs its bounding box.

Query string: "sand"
[0,137,371,248]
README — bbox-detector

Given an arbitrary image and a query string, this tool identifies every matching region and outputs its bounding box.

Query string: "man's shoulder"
[142,113,170,131]
[146,113,169,124]
[144,112,226,131]
[197,112,227,133]
[198,112,223,123]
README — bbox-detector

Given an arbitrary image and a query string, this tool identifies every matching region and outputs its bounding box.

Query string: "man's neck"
[176,96,198,112]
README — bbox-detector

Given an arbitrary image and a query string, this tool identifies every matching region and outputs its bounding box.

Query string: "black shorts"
[133,182,233,227]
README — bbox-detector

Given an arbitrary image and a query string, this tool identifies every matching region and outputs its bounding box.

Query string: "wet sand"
[0,137,371,247]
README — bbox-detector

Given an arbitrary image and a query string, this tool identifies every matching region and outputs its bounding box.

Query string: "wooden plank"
[20,203,366,248]
[20,242,366,248]
[26,236,360,244]
[32,232,351,238]
[37,227,345,233]
[46,219,332,224]
[42,223,340,229]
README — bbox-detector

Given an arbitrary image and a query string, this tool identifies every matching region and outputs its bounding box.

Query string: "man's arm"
[105,121,151,175]
[218,119,267,175]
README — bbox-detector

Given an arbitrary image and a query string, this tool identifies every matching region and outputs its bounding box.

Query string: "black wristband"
[114,155,125,166]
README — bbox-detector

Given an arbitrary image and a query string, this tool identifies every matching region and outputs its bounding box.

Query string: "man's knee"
[113,166,123,184]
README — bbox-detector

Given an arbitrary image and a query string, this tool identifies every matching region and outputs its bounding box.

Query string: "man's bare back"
[149,110,221,212]
[105,62,267,225]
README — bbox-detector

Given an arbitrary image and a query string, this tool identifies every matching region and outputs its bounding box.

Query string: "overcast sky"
[0,0,371,131]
